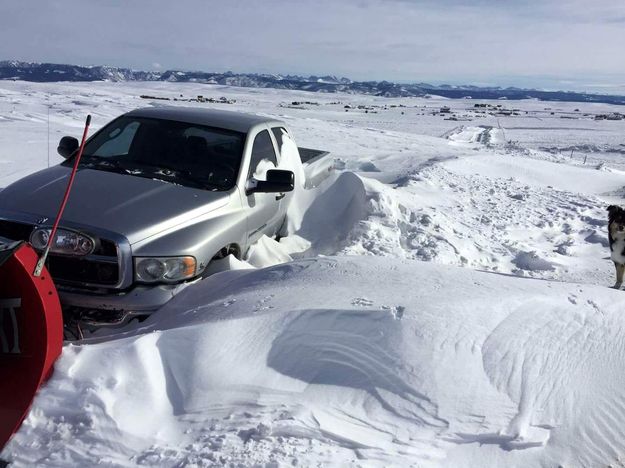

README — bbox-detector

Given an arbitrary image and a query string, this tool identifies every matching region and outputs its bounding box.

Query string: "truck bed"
[298,147,333,189]
[298,147,330,165]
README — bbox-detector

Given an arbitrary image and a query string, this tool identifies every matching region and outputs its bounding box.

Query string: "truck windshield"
[73,116,246,191]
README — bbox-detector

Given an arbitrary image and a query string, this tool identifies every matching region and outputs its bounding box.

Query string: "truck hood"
[0,166,231,244]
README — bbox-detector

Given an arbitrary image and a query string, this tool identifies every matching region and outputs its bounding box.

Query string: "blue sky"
[1,0,624,93]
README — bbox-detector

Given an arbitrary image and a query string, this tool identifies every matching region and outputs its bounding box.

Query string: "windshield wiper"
[79,156,129,175]
[152,167,221,190]
[77,157,223,190]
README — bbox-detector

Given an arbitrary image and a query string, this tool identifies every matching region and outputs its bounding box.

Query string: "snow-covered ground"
[1,80,625,467]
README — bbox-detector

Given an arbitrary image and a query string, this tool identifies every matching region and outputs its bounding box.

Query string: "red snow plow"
[0,241,63,450]
[0,114,91,453]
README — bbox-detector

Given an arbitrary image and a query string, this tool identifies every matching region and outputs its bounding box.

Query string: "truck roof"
[125,106,281,133]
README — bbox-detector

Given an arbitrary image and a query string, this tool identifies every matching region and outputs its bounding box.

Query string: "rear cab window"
[271,127,289,155]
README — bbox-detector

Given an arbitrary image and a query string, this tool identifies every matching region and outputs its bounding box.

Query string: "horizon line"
[2,58,625,98]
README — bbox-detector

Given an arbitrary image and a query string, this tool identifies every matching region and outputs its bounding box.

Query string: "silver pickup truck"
[0,107,332,328]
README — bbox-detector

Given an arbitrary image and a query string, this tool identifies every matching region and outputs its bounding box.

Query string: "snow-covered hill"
[1,80,625,467]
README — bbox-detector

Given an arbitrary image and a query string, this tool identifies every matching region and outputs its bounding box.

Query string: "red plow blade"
[0,241,63,451]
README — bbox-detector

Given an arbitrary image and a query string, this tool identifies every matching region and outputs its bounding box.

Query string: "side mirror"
[57,136,79,159]
[247,169,294,195]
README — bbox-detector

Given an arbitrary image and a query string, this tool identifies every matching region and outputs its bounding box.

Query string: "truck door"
[244,129,282,245]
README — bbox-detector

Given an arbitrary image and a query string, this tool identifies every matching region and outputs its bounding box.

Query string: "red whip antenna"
[33,114,91,277]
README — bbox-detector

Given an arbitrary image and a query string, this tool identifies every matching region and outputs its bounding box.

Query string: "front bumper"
[58,282,191,315]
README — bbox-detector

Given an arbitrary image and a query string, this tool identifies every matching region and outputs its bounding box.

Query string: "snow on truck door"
[244,129,283,243]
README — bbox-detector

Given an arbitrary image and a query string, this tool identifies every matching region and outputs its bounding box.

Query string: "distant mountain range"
[1,60,624,105]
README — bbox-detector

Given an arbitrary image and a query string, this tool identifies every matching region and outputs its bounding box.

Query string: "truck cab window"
[249,130,278,179]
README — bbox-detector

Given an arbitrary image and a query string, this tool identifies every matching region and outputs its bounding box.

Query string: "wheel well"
[211,243,241,261]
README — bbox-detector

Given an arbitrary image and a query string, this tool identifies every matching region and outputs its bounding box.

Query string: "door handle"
[276,193,285,200]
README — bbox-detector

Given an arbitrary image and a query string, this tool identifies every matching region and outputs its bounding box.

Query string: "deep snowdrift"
[4,256,625,467]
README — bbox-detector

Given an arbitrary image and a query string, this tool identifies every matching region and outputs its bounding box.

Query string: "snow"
[6,258,625,467]
[1,80,625,467]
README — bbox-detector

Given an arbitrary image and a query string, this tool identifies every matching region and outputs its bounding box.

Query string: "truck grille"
[0,219,120,286]
[47,256,119,286]
[0,220,32,242]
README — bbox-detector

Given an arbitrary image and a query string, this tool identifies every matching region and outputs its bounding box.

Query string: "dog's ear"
[608,205,622,221]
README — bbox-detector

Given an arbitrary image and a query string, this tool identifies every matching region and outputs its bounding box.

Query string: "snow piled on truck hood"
[5,256,625,467]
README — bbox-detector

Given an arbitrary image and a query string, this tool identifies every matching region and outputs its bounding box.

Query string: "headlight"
[30,228,95,256]
[134,256,197,283]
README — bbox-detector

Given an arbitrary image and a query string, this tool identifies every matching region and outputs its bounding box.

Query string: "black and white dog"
[608,205,625,288]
